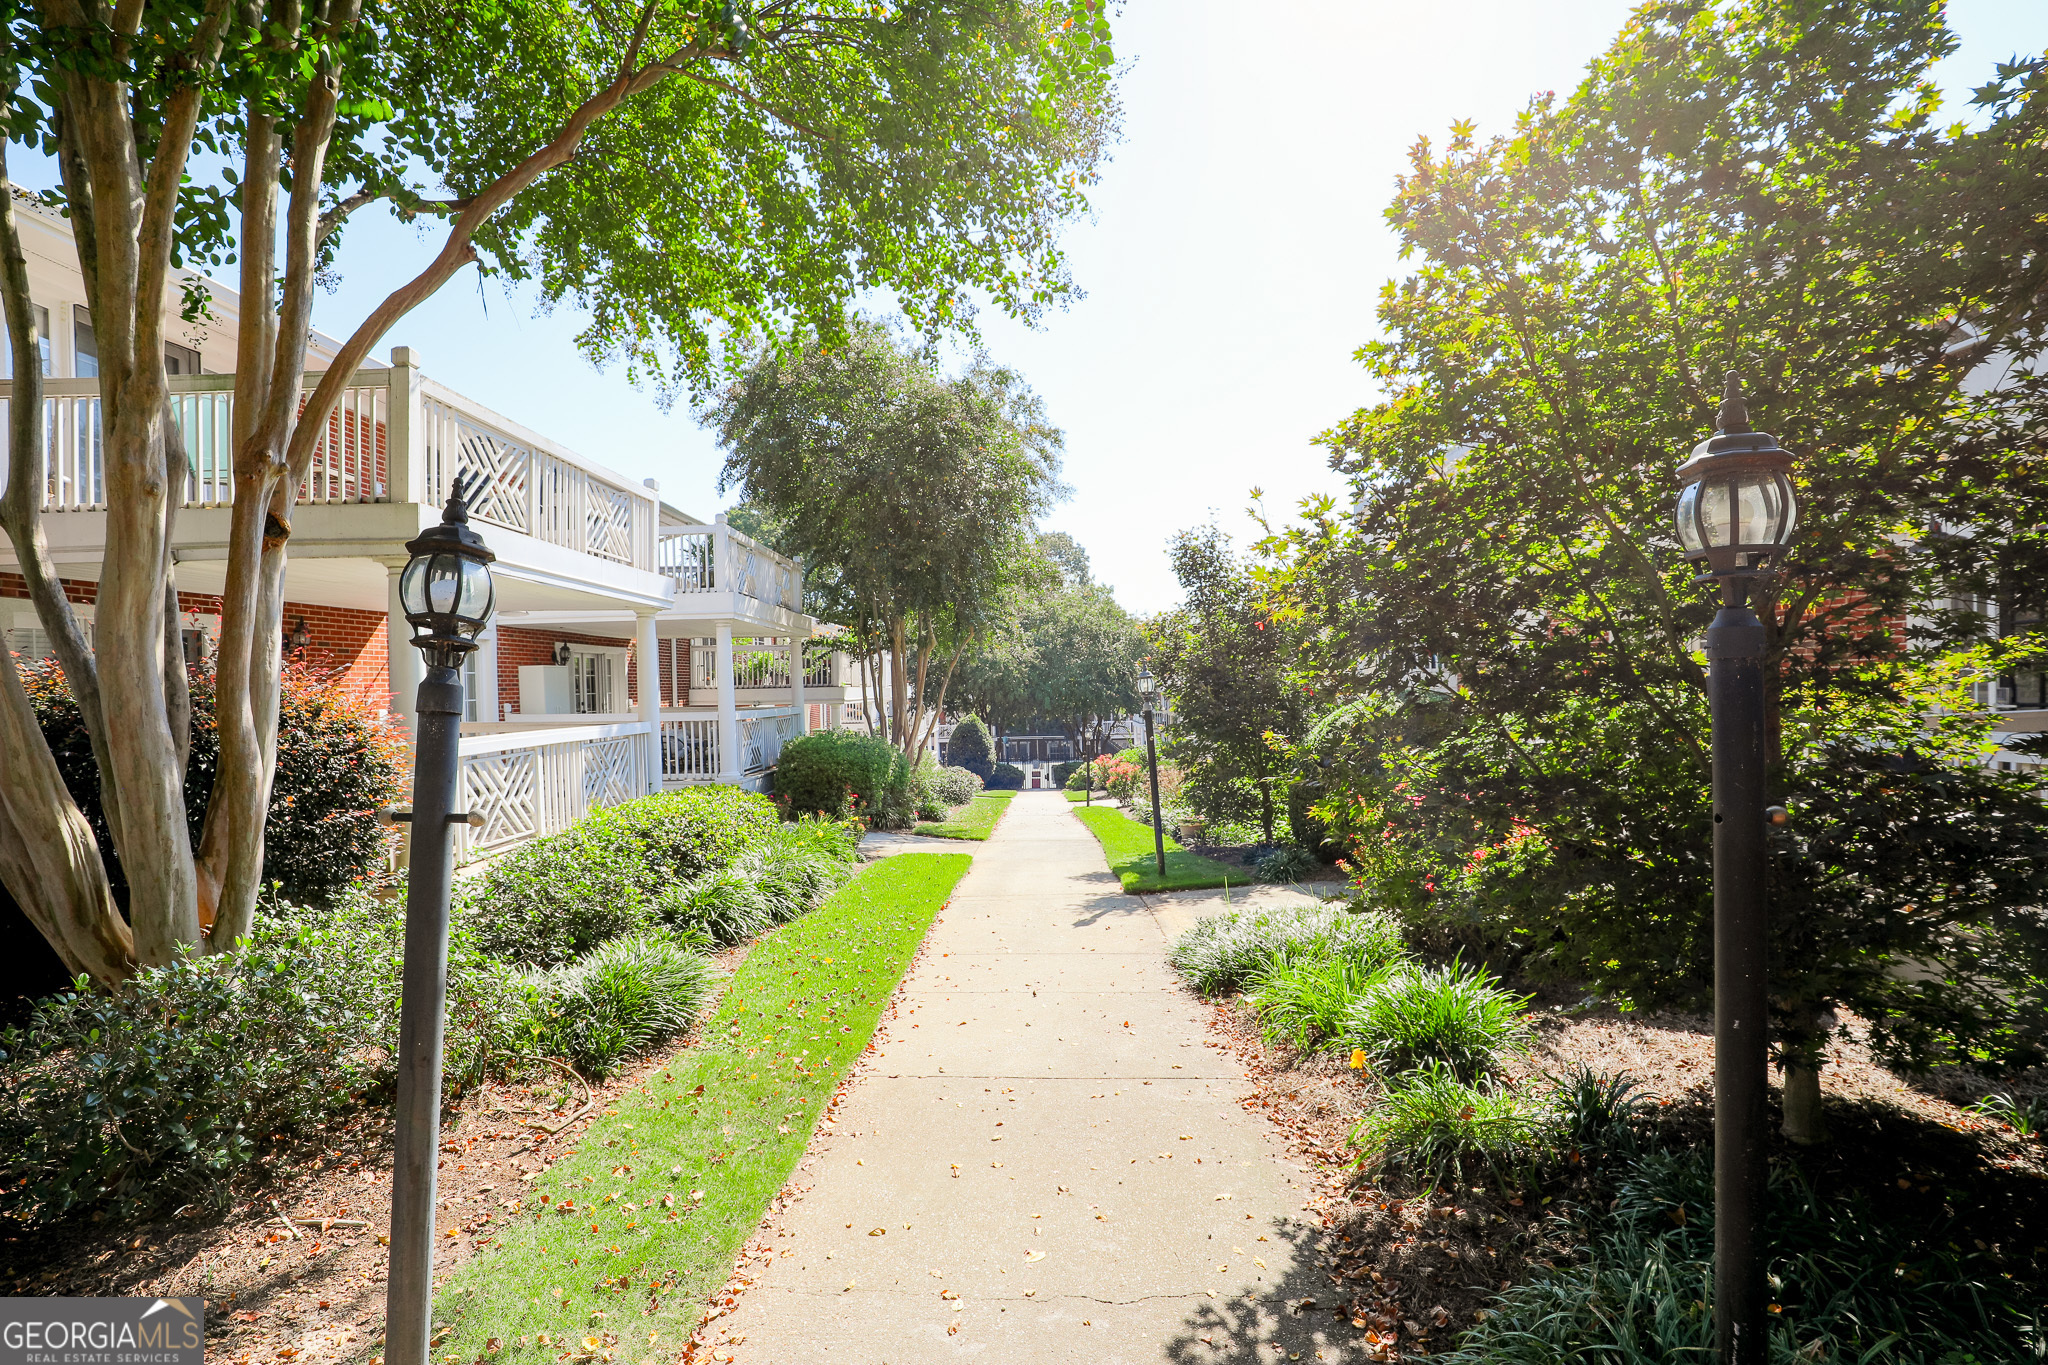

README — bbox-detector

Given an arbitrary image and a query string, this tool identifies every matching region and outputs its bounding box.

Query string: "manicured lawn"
[434,853,972,1363]
[913,789,1014,840]
[1070,804,1242,894]
[1062,789,1094,803]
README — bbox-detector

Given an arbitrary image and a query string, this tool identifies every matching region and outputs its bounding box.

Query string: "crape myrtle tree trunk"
[0,0,1119,985]
[709,316,1068,759]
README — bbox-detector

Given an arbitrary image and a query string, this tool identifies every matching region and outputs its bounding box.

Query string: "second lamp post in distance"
[1138,665,1167,876]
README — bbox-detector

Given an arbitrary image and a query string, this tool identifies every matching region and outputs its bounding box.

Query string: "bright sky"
[18,1,2048,613]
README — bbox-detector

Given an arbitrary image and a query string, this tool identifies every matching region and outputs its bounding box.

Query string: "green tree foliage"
[1260,0,2048,1129]
[708,317,1065,755]
[0,0,1120,985]
[1150,523,1301,843]
[952,534,1144,746]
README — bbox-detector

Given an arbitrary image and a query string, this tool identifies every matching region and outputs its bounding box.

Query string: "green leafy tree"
[952,534,1143,748]
[708,317,1066,756]
[1149,522,1300,843]
[0,0,1119,984]
[1262,0,2048,1140]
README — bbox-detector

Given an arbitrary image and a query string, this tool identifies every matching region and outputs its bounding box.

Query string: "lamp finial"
[1715,372,1751,435]
[445,473,478,525]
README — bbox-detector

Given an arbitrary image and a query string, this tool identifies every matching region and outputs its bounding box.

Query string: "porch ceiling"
[48,556,667,617]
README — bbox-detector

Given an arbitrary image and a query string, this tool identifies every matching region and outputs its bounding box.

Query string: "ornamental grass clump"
[1441,1150,2045,1364]
[1344,959,1531,1082]
[519,931,720,1078]
[1248,953,1399,1052]
[1349,1061,1551,1190]
[1169,906,1407,996]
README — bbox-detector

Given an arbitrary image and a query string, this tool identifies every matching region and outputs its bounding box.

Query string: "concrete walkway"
[717,791,1364,1364]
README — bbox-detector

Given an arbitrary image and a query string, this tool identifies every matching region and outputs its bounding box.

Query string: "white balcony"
[659,519,804,630]
[0,352,670,605]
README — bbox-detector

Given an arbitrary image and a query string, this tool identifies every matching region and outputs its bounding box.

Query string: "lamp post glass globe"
[1673,378,1798,580]
[399,476,498,666]
[1138,666,1157,707]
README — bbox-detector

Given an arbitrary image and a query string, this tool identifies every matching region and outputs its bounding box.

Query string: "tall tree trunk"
[0,656,135,984]
[61,53,203,967]
[889,616,909,753]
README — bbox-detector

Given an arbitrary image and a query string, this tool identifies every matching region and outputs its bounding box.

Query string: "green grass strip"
[1062,789,1094,804]
[1070,804,1242,893]
[435,852,972,1362]
[912,789,1014,840]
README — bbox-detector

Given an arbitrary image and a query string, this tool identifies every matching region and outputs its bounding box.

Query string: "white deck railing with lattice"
[0,351,659,571]
[454,722,651,860]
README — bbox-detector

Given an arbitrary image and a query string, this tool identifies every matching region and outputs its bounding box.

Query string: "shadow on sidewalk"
[1162,1218,1370,1364]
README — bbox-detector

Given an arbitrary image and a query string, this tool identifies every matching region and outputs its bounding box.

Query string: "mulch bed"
[1194,986,2048,1361]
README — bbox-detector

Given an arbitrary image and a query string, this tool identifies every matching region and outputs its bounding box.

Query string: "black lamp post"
[1138,665,1166,876]
[386,477,496,1365]
[1674,375,1798,1365]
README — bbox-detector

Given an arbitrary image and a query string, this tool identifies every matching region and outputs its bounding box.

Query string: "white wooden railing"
[454,722,650,860]
[739,707,801,775]
[657,705,799,784]
[659,713,723,782]
[687,639,844,693]
[659,519,802,612]
[0,353,659,571]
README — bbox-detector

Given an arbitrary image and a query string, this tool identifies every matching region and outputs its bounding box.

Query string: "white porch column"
[716,621,741,782]
[790,628,809,735]
[383,558,418,736]
[475,626,500,725]
[636,609,662,793]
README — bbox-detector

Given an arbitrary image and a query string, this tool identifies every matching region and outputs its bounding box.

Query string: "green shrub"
[946,715,995,780]
[1254,845,1319,883]
[1344,959,1531,1082]
[1051,760,1081,788]
[1286,779,1340,863]
[519,931,719,1078]
[774,730,911,825]
[1063,762,1092,791]
[1248,953,1397,1051]
[1168,906,1407,996]
[1443,1151,2046,1364]
[1349,1061,1551,1190]
[462,787,779,968]
[931,764,984,806]
[19,656,405,908]
[0,888,518,1228]
[988,761,1026,790]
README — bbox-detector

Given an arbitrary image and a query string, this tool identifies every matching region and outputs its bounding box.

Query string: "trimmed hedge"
[947,715,995,780]
[774,730,912,826]
[988,761,1026,790]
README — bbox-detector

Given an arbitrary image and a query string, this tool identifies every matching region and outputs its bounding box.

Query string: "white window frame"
[568,647,626,714]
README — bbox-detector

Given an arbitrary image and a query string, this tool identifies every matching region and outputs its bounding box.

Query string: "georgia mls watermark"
[0,1298,203,1365]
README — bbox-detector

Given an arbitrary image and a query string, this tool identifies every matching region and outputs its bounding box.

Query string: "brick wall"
[4,575,390,707]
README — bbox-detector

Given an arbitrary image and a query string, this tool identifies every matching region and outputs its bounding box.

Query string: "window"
[570,651,619,713]
[462,650,480,723]
[165,340,201,375]
[73,306,97,377]
[0,304,52,378]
